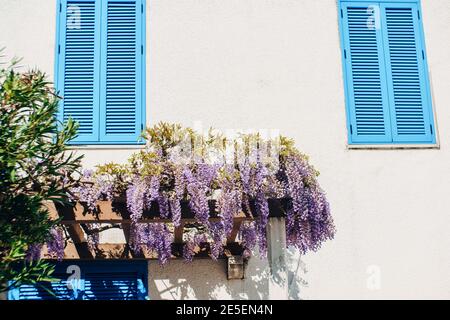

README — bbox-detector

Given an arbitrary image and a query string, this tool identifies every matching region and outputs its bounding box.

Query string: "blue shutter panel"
[56,0,101,143]
[380,3,435,143]
[83,271,146,300]
[8,273,76,300]
[99,0,144,143]
[8,262,148,300]
[341,3,392,144]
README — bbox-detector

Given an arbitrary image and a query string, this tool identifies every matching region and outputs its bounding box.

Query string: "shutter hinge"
[430,124,433,135]
[341,9,343,18]
[418,10,421,20]
[141,45,143,55]
[141,123,144,131]
[350,124,353,135]
[59,2,62,12]
[422,50,425,60]
[58,45,61,54]
[344,49,347,59]
[141,3,144,13]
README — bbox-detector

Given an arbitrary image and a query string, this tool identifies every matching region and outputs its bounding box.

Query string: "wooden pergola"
[45,198,288,259]
[44,198,289,278]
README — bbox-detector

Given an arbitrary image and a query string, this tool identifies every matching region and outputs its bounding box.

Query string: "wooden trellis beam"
[41,242,244,260]
[47,201,254,224]
[174,221,185,243]
[227,216,246,243]
[44,201,94,259]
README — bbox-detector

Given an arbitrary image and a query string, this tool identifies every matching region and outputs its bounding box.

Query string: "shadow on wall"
[148,248,307,300]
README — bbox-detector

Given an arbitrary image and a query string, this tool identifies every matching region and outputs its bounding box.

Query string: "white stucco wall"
[1,0,449,299]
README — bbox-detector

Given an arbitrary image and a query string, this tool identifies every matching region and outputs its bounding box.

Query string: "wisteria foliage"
[64,123,335,265]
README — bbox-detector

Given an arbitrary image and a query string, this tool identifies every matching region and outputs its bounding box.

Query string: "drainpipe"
[267,217,288,299]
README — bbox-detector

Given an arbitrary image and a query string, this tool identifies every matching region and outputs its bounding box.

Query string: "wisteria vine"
[34,123,335,265]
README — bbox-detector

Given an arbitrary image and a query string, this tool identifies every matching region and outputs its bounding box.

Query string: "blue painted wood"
[338,0,435,144]
[340,2,393,144]
[8,261,148,300]
[56,0,102,144]
[380,2,435,143]
[55,0,145,145]
[342,0,419,3]
[99,0,144,143]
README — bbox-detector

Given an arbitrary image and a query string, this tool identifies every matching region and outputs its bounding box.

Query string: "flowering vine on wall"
[41,123,335,265]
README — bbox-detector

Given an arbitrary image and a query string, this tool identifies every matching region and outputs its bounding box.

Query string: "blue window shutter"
[8,261,148,300]
[56,0,101,143]
[340,2,393,144]
[380,3,435,143]
[99,0,144,143]
[83,271,146,300]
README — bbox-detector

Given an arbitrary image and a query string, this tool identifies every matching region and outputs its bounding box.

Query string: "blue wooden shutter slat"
[99,0,143,143]
[380,3,435,143]
[56,0,101,143]
[340,2,393,144]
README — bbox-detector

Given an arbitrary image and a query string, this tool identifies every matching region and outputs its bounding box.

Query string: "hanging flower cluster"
[58,123,335,265]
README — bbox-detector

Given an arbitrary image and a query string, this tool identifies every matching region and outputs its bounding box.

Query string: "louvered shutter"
[99,0,144,143]
[380,3,435,143]
[8,273,77,300]
[8,261,148,300]
[56,0,101,143]
[341,3,393,143]
[83,271,146,300]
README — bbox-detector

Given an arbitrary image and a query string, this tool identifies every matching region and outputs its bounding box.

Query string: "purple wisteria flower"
[67,125,336,264]
[157,195,170,218]
[126,178,146,222]
[183,232,208,262]
[26,243,43,261]
[283,154,335,254]
[47,226,65,261]
[143,223,173,265]
[184,166,210,225]
[239,222,257,258]
[209,222,225,260]
[169,198,182,227]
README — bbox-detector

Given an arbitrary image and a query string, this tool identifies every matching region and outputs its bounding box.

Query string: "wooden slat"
[44,201,94,258]
[41,242,244,260]
[47,200,262,223]
[174,222,185,243]
[45,198,290,224]
[66,224,94,259]
[46,198,289,219]
[227,213,246,244]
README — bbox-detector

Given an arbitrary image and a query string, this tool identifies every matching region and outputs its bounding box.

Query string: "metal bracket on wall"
[226,255,245,280]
